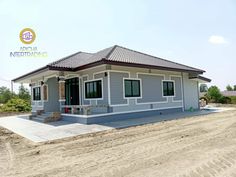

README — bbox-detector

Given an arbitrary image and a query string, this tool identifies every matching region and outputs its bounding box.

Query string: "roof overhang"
[12,67,59,83]
[189,75,211,83]
[12,59,205,83]
[102,60,204,74]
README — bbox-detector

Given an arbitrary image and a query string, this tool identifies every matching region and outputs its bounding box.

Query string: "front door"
[65,78,79,105]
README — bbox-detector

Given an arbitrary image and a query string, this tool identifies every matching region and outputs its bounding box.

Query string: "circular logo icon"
[19,28,36,44]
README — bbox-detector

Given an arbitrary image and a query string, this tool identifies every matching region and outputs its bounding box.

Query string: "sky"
[0,0,235,92]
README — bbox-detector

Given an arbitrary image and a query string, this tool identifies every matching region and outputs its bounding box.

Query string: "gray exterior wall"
[171,76,182,101]
[110,72,129,105]
[81,75,90,105]
[108,66,184,113]
[137,74,166,103]
[30,64,200,114]
[44,77,60,112]
[182,73,199,110]
[94,73,108,105]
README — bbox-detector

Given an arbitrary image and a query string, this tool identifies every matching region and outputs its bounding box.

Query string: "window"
[85,80,102,99]
[163,81,174,96]
[33,87,41,100]
[124,79,141,97]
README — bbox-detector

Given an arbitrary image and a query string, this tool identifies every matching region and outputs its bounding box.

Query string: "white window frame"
[32,85,42,101]
[123,78,142,99]
[162,80,175,97]
[84,78,103,100]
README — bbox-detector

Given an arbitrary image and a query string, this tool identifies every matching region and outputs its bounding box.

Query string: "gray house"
[13,45,211,124]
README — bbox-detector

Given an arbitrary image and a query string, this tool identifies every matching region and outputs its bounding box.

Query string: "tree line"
[0,85,31,112]
[226,85,236,91]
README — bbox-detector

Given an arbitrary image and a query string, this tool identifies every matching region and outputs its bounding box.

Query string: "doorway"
[65,78,79,105]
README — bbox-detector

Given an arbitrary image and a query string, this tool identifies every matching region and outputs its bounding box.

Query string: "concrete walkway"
[0,107,232,143]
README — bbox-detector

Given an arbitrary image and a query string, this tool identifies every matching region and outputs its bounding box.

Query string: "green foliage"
[229,96,236,104]
[18,84,31,102]
[206,86,222,103]
[234,85,236,91]
[218,96,231,104]
[0,85,31,112]
[0,86,14,104]
[226,85,233,91]
[0,98,31,112]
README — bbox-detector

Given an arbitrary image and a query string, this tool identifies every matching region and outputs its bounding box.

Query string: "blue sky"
[0,0,235,91]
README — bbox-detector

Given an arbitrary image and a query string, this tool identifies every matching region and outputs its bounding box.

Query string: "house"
[12,45,211,124]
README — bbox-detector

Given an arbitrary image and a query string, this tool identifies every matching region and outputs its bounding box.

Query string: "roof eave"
[48,65,73,71]
[12,66,49,83]
[103,60,204,74]
[12,65,73,83]
[189,76,211,83]
[73,60,107,71]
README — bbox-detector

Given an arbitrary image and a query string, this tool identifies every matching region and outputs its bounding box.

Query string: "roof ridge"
[104,45,118,59]
[114,45,205,72]
[48,51,82,66]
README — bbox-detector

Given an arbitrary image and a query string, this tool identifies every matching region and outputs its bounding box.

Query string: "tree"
[18,84,31,102]
[0,86,13,104]
[234,85,236,91]
[226,85,233,91]
[207,86,222,103]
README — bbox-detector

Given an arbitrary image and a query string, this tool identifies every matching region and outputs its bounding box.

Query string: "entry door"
[65,78,79,105]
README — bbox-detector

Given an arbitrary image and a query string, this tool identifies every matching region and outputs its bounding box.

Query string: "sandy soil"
[1,110,236,177]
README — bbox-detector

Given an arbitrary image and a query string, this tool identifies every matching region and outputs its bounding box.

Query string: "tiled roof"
[48,52,93,68]
[48,45,204,73]
[13,45,206,82]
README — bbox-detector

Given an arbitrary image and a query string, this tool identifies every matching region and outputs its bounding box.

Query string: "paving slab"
[0,107,233,143]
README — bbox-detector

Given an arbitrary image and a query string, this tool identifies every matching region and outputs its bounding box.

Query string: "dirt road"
[1,110,236,177]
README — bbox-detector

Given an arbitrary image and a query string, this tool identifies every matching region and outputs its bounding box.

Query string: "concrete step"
[32,117,47,123]
[31,112,61,123]
[41,112,52,116]
[36,115,48,119]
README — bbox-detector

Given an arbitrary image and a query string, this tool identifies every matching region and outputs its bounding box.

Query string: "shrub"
[229,96,236,104]
[218,96,231,104]
[206,86,222,103]
[0,98,31,112]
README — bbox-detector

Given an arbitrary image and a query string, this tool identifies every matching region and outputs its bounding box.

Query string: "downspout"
[181,72,185,112]
[79,77,83,105]
[197,81,200,110]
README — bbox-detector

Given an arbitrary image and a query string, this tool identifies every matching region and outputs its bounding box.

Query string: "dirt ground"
[1,110,236,177]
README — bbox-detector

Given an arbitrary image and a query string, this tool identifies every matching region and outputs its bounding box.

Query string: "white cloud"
[208,35,228,44]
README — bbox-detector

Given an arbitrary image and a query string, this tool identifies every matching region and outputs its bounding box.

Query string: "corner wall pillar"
[58,76,66,112]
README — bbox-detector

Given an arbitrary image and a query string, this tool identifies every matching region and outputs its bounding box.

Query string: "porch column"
[58,76,66,112]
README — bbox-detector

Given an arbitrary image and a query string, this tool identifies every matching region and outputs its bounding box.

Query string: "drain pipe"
[181,72,185,112]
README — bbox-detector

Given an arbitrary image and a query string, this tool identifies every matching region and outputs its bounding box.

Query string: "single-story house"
[13,45,211,124]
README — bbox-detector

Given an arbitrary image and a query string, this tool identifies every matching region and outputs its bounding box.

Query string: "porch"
[61,104,111,115]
